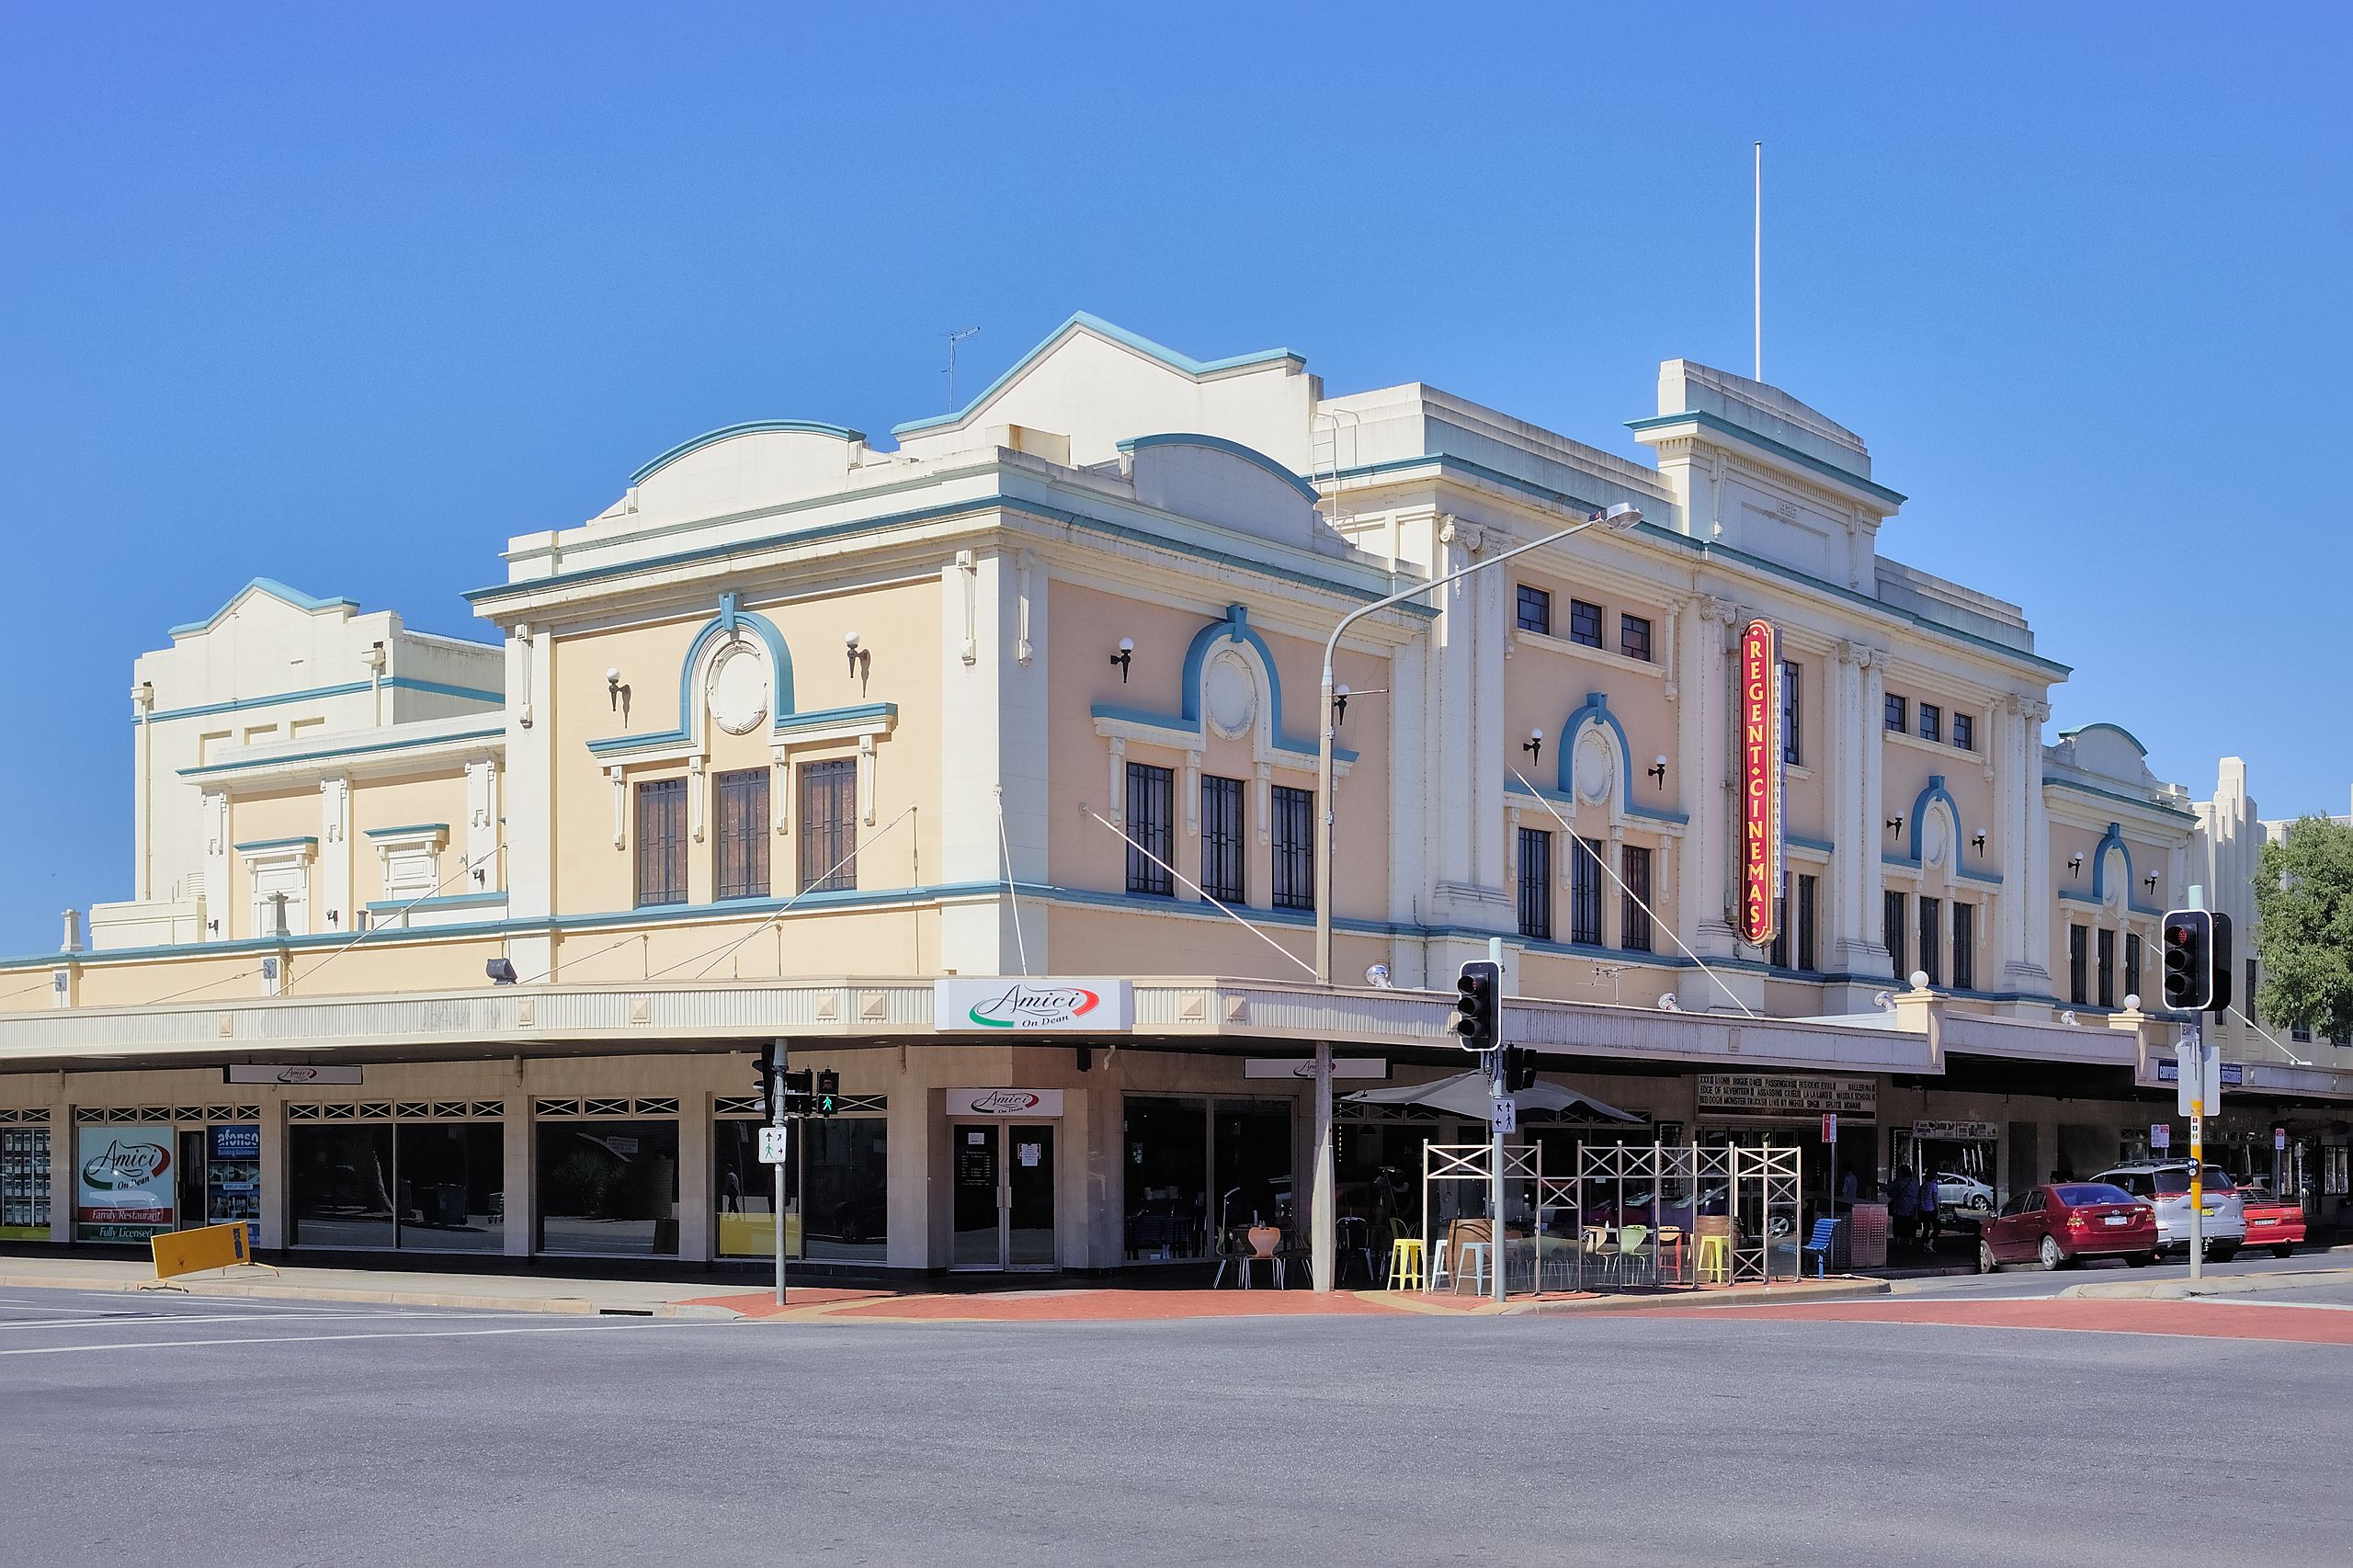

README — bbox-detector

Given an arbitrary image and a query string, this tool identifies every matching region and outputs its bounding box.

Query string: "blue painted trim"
[1323,451,2064,676]
[1624,410,1906,506]
[233,836,315,852]
[168,578,360,638]
[890,312,1302,437]
[584,698,899,758]
[2057,721,2150,757]
[365,891,505,913]
[628,419,867,487]
[2041,775,2198,821]
[1116,433,1320,503]
[1555,690,1635,801]
[361,823,449,839]
[581,593,797,756]
[468,488,1423,622]
[1786,833,1836,855]
[2084,821,2168,917]
[1089,605,1353,762]
[181,724,505,778]
[145,677,502,726]
[1503,773,1688,826]
[1873,774,2000,885]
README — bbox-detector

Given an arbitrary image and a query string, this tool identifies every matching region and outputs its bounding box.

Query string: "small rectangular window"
[1570,836,1604,946]
[1516,585,1552,636]
[1919,703,1942,743]
[798,759,858,893]
[1270,785,1314,911]
[1918,896,1942,987]
[1780,660,1802,766]
[1885,890,1908,981]
[1125,762,1175,897]
[1885,694,1907,733]
[2246,960,2260,1028]
[1620,614,1653,664]
[1768,893,1790,970]
[2097,927,2116,1009]
[2069,924,2088,1006]
[1797,874,1819,973]
[1199,775,1245,904]
[634,778,688,907]
[1620,846,1653,953]
[1568,599,1603,649]
[2124,932,2143,1005]
[713,767,770,901]
[1952,712,1974,752]
[1516,828,1552,940]
[1953,902,1975,991]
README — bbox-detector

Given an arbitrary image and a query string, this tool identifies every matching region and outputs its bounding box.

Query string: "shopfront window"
[1,1127,51,1239]
[714,1113,886,1263]
[1124,1096,1209,1261]
[1214,1099,1294,1232]
[290,1125,397,1248]
[538,1119,679,1255]
[394,1123,505,1251]
[1336,1120,1435,1241]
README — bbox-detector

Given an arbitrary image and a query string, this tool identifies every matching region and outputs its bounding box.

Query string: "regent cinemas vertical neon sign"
[1737,619,1785,949]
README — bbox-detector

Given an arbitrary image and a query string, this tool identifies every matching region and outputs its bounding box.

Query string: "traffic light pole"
[1488,937,1507,1305]
[786,1036,804,1309]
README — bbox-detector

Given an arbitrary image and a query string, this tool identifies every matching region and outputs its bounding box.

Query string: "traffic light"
[1499,1045,1537,1094]
[815,1069,840,1117]
[2208,912,2234,1015]
[1452,960,1500,1053]
[2160,911,2213,1012]
[781,1067,813,1117]
[755,1044,780,1108]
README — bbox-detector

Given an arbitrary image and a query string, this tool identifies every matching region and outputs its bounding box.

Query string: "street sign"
[2151,1123,2170,1151]
[757,1126,790,1165]
[1821,1113,1838,1144]
[2175,1032,2220,1118]
[1492,1097,1517,1134]
[2276,1127,2288,1153]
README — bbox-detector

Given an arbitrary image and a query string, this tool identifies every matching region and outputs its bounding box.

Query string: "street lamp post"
[1305,501,1643,1292]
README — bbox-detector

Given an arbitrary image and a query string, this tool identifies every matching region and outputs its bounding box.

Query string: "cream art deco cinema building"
[3,312,2347,1274]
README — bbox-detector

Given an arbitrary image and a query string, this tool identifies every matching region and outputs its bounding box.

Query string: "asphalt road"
[4,1285,2348,1567]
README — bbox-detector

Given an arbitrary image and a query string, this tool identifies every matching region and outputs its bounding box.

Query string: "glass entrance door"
[949,1123,1059,1270]
[1006,1124,1055,1268]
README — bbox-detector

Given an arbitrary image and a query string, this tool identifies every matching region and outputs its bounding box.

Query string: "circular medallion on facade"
[1574,728,1614,804]
[1202,649,1257,740]
[707,641,770,735]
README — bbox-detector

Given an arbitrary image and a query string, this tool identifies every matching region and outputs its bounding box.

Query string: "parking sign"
[2151,1123,2170,1151]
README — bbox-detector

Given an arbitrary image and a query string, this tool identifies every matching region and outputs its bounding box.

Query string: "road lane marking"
[0,1319,728,1357]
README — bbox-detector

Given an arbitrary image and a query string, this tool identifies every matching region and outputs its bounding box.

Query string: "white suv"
[2090,1161,2245,1261]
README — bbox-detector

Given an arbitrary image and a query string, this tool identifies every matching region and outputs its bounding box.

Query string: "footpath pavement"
[0,1252,1886,1324]
[2062,1264,2353,1302]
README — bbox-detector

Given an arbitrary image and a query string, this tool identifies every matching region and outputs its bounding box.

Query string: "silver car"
[2090,1161,2245,1260]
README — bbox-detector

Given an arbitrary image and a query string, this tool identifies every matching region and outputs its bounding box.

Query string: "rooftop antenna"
[1753,140,1763,382]
[943,326,980,410]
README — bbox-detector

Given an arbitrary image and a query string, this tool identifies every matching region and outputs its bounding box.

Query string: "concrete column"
[1425,517,1509,931]
[502,1088,533,1257]
[676,1089,711,1264]
[938,549,1049,978]
[319,777,351,934]
[2016,699,2055,1008]
[886,1074,933,1272]
[1673,597,1745,1009]
[256,1087,287,1250]
[1824,640,1893,1009]
[45,1084,72,1246]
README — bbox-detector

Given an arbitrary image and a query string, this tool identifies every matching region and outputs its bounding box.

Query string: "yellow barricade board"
[150,1221,254,1279]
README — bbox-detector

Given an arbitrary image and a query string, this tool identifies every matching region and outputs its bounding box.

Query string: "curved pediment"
[1121,434,1327,551]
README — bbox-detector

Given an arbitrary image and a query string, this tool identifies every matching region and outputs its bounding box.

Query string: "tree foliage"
[2252,816,2353,1043]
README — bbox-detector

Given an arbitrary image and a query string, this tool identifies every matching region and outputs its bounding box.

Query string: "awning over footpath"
[1346,1070,1642,1123]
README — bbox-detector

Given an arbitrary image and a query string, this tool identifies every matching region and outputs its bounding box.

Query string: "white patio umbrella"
[1343,1071,1641,1123]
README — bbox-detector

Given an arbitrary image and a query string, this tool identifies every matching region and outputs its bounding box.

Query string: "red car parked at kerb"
[1979,1182,2159,1272]
[2239,1180,2306,1258]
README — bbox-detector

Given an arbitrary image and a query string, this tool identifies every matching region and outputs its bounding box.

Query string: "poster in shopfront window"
[75,1123,176,1242]
[207,1124,262,1237]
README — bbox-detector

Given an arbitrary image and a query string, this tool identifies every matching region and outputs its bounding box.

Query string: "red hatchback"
[1979,1183,2159,1272]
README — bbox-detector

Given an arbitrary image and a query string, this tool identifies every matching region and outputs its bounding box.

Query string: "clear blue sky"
[3,3,2347,955]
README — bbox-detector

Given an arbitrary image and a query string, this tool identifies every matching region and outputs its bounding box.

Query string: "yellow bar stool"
[1384,1237,1425,1290]
[1695,1232,1731,1286]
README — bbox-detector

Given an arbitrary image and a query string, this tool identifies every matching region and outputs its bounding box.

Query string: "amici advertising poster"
[76,1124,176,1242]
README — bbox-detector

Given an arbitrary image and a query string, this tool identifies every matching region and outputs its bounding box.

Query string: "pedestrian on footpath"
[1890,1165,1917,1247]
[1917,1170,1940,1252]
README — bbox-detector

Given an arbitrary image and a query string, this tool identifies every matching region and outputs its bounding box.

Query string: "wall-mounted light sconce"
[2143,872,2159,893]
[1886,815,1904,838]
[1522,727,1544,764]
[207,918,220,935]
[486,958,518,985]
[1647,755,1668,789]
[1332,684,1349,724]
[2067,853,2085,877]
[844,631,871,696]
[606,667,631,724]
[1109,637,1133,683]
[1972,833,1986,855]
[1364,962,1392,989]
[326,910,340,927]
[473,864,487,886]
